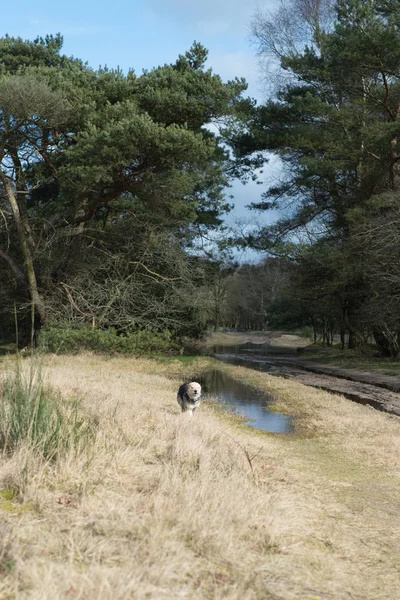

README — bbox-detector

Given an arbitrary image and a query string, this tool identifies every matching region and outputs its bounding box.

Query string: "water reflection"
[199,369,293,434]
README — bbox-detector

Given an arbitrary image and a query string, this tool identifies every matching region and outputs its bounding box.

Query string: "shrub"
[0,359,96,461]
[39,326,181,355]
[298,326,313,340]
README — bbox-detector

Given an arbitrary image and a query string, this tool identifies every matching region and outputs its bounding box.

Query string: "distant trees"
[227,0,400,356]
[203,258,289,331]
[0,35,247,343]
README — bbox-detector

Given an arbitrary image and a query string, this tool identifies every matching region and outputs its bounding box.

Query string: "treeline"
[227,0,400,357]
[0,34,246,346]
[4,2,400,358]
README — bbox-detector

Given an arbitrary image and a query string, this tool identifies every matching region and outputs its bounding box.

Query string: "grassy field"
[0,354,399,599]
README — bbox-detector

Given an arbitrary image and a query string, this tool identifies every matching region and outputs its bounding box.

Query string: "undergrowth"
[39,325,181,356]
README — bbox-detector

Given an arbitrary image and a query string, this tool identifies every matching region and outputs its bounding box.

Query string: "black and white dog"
[177,382,202,416]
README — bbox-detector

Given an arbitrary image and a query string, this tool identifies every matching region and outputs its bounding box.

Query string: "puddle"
[199,369,293,434]
[215,354,293,375]
[209,342,299,356]
[213,354,400,416]
[200,341,400,416]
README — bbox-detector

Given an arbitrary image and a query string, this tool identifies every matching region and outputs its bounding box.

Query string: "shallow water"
[209,344,400,415]
[199,369,293,434]
[210,341,298,356]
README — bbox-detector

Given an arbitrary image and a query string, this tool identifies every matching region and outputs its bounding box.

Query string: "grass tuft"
[0,524,15,574]
[0,358,97,461]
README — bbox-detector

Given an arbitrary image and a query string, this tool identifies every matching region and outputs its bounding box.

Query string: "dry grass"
[0,354,399,599]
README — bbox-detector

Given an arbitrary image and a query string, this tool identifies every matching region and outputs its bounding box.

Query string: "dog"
[177,382,202,415]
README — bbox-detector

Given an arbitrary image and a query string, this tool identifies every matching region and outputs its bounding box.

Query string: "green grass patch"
[0,359,97,461]
[0,489,33,515]
[39,325,181,356]
[157,355,198,364]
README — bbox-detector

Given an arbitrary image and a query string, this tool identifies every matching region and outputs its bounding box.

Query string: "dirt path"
[285,356,400,392]
[217,354,400,415]
[202,330,309,348]
[262,357,400,415]
[203,331,400,415]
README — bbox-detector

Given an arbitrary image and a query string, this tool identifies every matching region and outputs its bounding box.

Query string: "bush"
[0,360,96,461]
[298,326,313,339]
[39,326,181,355]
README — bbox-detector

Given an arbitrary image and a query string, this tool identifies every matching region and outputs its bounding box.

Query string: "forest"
[2,0,400,357]
[0,34,246,347]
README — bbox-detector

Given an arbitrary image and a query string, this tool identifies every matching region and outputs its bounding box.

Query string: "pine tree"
[0,36,247,339]
[232,0,400,351]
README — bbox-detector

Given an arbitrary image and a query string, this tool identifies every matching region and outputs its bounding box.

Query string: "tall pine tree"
[231,0,400,352]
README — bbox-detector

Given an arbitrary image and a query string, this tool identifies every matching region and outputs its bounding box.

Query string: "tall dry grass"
[0,354,399,599]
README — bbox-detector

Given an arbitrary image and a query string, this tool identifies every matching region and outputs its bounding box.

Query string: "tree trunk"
[340,327,345,350]
[343,300,359,349]
[348,331,358,349]
[312,319,317,344]
[390,136,400,189]
[373,328,400,358]
[1,173,46,327]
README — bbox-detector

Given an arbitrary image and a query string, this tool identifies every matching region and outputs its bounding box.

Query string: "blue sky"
[2,0,280,249]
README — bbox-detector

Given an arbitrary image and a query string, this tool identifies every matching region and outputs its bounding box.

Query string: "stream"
[199,369,293,433]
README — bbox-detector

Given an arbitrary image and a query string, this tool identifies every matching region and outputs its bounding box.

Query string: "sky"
[2,0,281,256]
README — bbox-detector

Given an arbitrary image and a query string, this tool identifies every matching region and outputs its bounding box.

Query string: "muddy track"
[214,353,400,416]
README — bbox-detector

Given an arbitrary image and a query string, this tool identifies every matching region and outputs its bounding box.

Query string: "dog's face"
[186,382,201,401]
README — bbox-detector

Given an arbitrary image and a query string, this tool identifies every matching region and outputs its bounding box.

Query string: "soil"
[259,358,400,415]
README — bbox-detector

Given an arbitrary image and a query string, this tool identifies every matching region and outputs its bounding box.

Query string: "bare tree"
[252,0,335,58]
[351,192,400,356]
[251,0,335,93]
